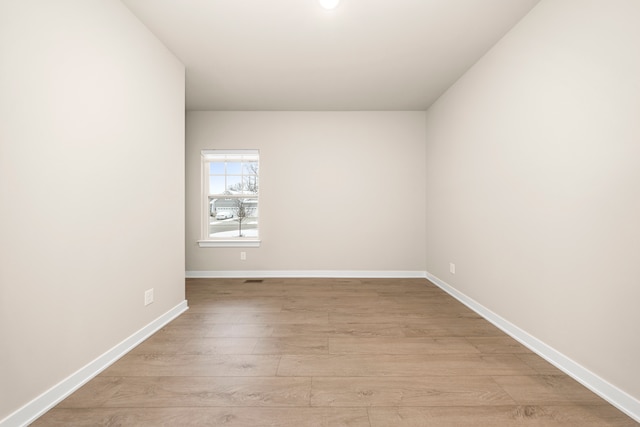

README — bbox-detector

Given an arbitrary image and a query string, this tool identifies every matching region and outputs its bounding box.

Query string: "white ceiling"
[121,0,541,111]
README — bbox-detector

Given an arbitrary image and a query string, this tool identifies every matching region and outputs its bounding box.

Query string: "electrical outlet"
[240,251,246,261]
[449,263,456,275]
[144,288,154,306]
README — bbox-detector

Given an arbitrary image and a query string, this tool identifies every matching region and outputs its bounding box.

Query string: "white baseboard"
[425,271,640,424]
[186,270,427,279]
[0,300,188,427]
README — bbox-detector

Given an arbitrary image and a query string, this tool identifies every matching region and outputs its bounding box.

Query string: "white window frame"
[198,149,261,248]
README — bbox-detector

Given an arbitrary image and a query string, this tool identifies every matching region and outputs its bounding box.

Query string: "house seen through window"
[200,150,259,247]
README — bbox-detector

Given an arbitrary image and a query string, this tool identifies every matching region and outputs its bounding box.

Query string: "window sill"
[198,240,261,248]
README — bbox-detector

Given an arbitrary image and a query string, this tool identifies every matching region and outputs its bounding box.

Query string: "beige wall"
[186,111,426,273]
[0,0,185,420]
[425,0,640,401]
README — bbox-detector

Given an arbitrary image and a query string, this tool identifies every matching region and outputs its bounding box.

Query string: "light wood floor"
[34,278,637,426]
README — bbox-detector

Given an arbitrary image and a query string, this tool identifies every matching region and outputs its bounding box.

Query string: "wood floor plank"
[368,406,638,427]
[271,323,409,338]
[32,407,371,427]
[272,320,505,339]
[187,299,283,309]
[311,376,515,407]
[467,336,532,354]
[277,354,536,377]
[130,336,258,355]
[492,375,609,405]
[281,296,464,313]
[167,310,329,325]
[329,311,480,324]
[328,337,480,355]
[100,354,280,377]
[57,376,311,408]
[156,323,274,338]
[187,300,283,313]
[189,286,380,298]
[252,337,329,355]
[400,320,505,337]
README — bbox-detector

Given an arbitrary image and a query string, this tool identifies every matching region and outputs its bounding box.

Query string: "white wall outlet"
[144,288,154,306]
[240,251,246,261]
[449,262,456,274]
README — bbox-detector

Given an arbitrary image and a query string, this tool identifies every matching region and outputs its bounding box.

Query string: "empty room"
[1,0,639,426]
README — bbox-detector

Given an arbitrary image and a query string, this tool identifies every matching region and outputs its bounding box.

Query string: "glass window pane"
[243,161,259,175]
[226,161,242,174]
[226,175,241,192]
[209,199,259,238]
[242,176,259,194]
[209,162,225,174]
[209,176,225,194]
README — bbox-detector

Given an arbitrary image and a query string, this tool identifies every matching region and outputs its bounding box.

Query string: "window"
[199,150,260,247]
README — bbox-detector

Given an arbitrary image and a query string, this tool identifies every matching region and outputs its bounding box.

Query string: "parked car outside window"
[215,211,233,220]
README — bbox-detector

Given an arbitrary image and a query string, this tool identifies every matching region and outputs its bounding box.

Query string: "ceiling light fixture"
[318,0,340,10]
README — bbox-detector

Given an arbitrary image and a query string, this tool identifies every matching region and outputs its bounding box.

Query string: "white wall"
[186,111,426,274]
[425,0,640,405]
[0,0,185,421]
